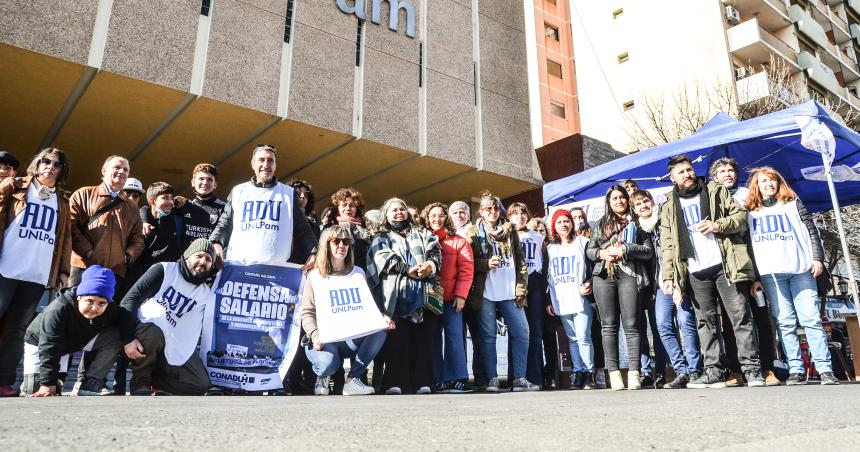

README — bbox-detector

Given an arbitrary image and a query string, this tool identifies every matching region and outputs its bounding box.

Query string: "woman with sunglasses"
[302,225,389,396]
[585,185,654,390]
[467,191,539,392]
[367,198,441,394]
[0,148,72,397]
[421,202,475,393]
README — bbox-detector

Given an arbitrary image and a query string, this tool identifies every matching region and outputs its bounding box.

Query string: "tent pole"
[824,167,860,313]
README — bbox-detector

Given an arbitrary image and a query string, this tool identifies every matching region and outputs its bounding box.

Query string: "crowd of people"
[0,144,845,398]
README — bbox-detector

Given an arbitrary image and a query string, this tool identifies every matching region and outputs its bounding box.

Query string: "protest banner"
[200,262,303,391]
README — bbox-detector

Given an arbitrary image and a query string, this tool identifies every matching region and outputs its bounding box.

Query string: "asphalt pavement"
[2,384,859,451]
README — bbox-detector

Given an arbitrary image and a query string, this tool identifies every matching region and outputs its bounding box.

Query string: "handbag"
[423,278,444,315]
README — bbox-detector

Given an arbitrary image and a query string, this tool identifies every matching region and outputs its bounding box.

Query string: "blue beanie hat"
[77,265,116,302]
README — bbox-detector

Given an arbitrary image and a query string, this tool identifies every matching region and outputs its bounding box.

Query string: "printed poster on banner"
[200,262,303,391]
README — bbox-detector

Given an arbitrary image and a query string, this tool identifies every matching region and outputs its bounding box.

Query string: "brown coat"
[0,176,72,289]
[69,184,144,278]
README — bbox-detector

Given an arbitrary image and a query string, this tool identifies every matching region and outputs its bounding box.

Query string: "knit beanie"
[184,238,216,260]
[77,265,116,301]
[549,208,573,240]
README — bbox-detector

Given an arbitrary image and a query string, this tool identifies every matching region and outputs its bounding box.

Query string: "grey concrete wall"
[426,0,475,167]
[0,0,99,65]
[360,0,422,152]
[476,1,532,181]
[288,0,357,135]
[202,0,284,114]
[101,0,198,92]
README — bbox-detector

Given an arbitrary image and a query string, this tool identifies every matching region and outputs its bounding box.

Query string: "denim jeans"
[478,298,529,379]
[761,271,832,374]
[654,287,702,375]
[559,303,594,372]
[524,272,545,384]
[639,296,668,377]
[306,329,388,379]
[433,302,468,383]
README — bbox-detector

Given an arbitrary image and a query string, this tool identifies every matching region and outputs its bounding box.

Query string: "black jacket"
[585,223,654,290]
[25,288,134,386]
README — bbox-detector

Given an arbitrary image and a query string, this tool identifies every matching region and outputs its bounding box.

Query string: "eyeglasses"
[39,157,63,169]
[255,144,276,151]
[329,238,351,246]
[481,206,499,212]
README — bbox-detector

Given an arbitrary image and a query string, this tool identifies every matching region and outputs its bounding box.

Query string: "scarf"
[672,177,710,262]
[476,219,512,259]
[638,210,660,234]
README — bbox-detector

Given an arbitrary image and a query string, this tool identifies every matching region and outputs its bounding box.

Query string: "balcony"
[731,0,790,30]
[799,50,843,94]
[848,0,860,17]
[736,70,797,105]
[728,18,801,70]
[852,23,860,45]
[789,4,831,49]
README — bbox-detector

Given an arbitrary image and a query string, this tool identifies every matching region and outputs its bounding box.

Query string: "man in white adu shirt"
[209,145,317,270]
[659,155,763,390]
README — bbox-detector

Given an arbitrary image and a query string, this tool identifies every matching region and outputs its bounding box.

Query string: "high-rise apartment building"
[570,0,860,152]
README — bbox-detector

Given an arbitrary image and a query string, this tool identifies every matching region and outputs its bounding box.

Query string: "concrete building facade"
[0,0,541,209]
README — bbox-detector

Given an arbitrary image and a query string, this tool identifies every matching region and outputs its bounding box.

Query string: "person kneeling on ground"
[122,238,217,396]
[302,225,391,396]
[22,265,134,397]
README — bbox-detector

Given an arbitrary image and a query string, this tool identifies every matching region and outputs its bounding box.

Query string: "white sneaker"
[314,376,330,395]
[342,377,375,395]
[385,386,402,395]
[627,371,642,390]
[416,386,432,394]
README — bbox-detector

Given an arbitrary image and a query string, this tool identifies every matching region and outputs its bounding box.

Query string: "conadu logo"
[336,0,416,38]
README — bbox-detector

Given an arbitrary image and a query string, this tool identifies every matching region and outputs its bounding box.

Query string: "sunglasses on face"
[330,238,351,246]
[124,191,141,199]
[39,157,63,169]
[482,206,498,212]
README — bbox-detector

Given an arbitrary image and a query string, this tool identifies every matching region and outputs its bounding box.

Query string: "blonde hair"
[316,225,354,278]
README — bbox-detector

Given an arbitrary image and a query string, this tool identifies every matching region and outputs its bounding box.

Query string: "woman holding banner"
[585,186,653,390]
[745,167,838,385]
[546,208,595,390]
[367,198,441,395]
[302,225,389,396]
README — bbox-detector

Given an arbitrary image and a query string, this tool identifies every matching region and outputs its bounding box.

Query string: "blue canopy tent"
[543,100,860,213]
[543,100,860,305]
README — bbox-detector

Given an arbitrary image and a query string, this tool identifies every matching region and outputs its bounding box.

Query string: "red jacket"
[438,231,474,301]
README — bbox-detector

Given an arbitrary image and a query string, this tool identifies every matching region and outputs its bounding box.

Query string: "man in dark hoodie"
[21,265,134,397]
[122,238,217,396]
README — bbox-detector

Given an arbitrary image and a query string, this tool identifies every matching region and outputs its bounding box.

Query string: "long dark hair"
[596,185,630,240]
[27,148,70,187]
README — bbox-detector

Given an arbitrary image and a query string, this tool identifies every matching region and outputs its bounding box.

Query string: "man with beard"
[121,238,218,396]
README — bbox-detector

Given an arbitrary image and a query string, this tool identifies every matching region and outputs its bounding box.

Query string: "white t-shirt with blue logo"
[748,200,813,276]
[138,262,213,365]
[225,182,295,267]
[483,240,517,302]
[518,230,544,275]
[0,183,58,286]
[679,196,722,273]
[547,237,589,315]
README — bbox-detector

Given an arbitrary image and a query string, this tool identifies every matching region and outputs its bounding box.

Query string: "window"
[547,0,557,5]
[547,59,563,78]
[545,23,559,41]
[550,100,566,118]
[798,37,816,56]
[613,8,624,19]
[623,100,635,111]
[617,52,629,64]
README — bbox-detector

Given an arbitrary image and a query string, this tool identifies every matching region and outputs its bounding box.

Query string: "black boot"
[582,371,595,390]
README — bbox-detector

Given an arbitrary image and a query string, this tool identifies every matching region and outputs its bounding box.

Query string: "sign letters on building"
[336,0,416,38]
